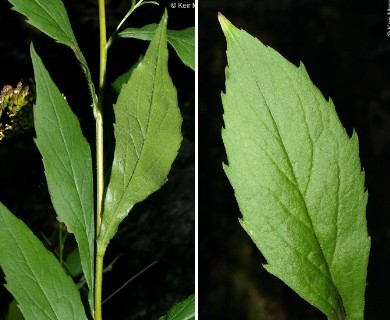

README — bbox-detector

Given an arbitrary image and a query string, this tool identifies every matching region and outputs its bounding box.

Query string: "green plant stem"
[95,249,105,320]
[95,1,160,318]
[95,0,107,319]
[97,0,107,238]
[106,0,158,48]
[96,114,104,236]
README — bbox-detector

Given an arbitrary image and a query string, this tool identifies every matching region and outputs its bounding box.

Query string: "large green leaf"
[31,45,94,311]
[98,11,182,252]
[219,14,370,320]
[0,203,87,320]
[117,24,195,70]
[8,0,77,46]
[159,294,195,320]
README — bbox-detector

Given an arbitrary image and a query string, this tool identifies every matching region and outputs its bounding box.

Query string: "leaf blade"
[0,203,87,320]
[167,27,195,71]
[117,24,195,70]
[8,0,77,45]
[159,294,195,320]
[31,44,95,311]
[219,14,369,320]
[98,11,182,251]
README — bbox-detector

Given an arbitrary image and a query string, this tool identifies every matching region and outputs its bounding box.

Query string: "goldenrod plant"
[0,0,194,319]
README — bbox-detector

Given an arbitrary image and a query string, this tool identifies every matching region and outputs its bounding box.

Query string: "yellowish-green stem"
[95,249,105,320]
[96,0,107,238]
[95,0,107,319]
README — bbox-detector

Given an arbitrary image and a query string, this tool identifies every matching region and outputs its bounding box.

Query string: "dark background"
[199,0,390,319]
[0,0,194,319]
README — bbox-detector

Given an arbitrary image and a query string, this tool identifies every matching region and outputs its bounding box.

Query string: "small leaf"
[65,248,83,278]
[110,56,143,95]
[102,254,122,274]
[6,300,24,320]
[0,203,87,320]
[98,10,182,252]
[8,0,77,46]
[117,24,195,70]
[219,14,370,320]
[31,44,95,311]
[166,28,195,71]
[159,294,195,320]
[117,24,160,41]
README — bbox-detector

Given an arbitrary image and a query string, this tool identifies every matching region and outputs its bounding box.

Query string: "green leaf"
[117,24,195,70]
[8,0,77,46]
[0,203,87,320]
[65,248,83,278]
[110,55,143,95]
[31,44,95,312]
[7,300,24,320]
[166,27,195,71]
[159,294,195,320]
[219,14,369,320]
[98,11,182,252]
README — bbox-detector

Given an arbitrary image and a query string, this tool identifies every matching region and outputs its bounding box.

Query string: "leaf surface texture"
[9,0,77,45]
[31,45,94,310]
[0,203,87,320]
[98,11,182,251]
[219,15,370,320]
[159,294,195,320]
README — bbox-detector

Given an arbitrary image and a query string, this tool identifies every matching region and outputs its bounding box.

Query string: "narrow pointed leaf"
[8,0,77,46]
[98,11,182,251]
[0,203,87,320]
[219,14,369,320]
[31,45,94,310]
[117,24,195,70]
[159,294,195,320]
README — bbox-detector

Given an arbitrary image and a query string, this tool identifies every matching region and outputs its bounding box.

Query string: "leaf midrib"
[231,36,344,314]
[38,64,93,289]
[100,28,164,250]
[34,0,75,44]
[6,217,58,318]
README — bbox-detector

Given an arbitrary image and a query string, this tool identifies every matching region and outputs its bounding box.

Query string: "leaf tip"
[217,12,225,22]
[30,42,36,56]
[218,13,238,43]
[162,8,168,25]
[217,12,229,32]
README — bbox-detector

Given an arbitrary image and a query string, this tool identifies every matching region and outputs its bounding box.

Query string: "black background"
[0,0,194,319]
[199,0,390,319]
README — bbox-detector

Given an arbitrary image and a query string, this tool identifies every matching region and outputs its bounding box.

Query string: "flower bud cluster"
[0,79,35,140]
